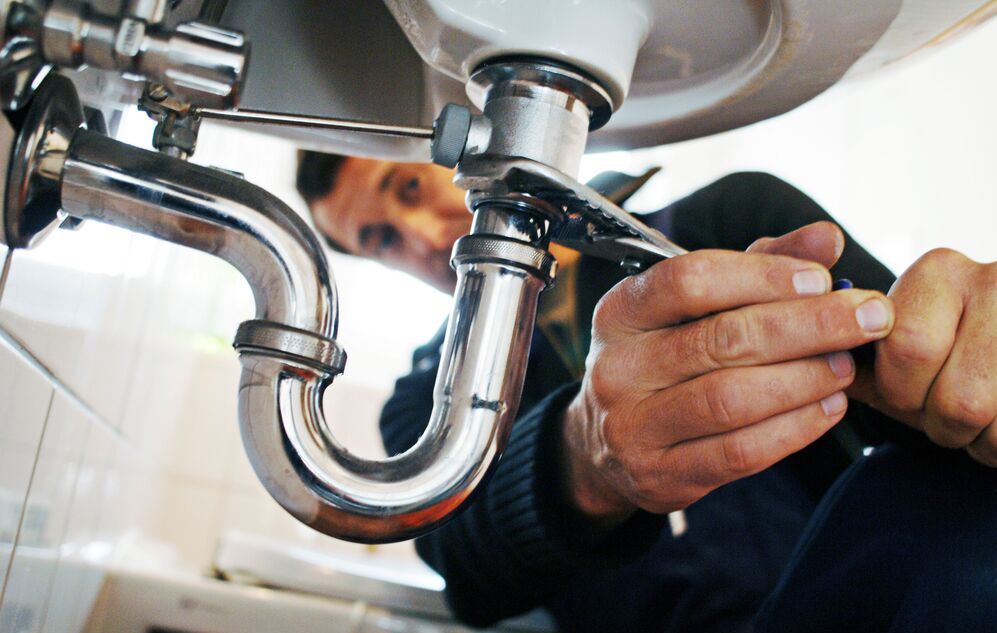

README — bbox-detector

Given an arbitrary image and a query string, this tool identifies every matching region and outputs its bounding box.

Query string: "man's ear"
[746,221,844,269]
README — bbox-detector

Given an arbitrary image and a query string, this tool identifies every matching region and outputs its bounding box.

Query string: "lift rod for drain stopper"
[192,104,486,168]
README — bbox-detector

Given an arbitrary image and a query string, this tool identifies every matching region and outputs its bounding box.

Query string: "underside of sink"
[208,0,997,160]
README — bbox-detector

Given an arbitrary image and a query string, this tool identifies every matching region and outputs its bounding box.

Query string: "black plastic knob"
[431,103,472,168]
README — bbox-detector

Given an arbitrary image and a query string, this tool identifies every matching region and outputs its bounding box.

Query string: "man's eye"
[398,176,420,204]
[359,224,401,254]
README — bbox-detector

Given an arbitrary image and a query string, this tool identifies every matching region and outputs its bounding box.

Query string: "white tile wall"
[38,415,121,633]
[0,392,90,633]
[0,343,54,602]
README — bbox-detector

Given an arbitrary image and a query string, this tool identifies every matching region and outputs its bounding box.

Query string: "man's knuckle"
[719,433,755,476]
[923,421,962,448]
[934,390,994,433]
[588,361,617,400]
[708,313,755,365]
[882,323,949,367]
[811,303,844,338]
[704,376,738,428]
[761,260,787,289]
[655,255,708,305]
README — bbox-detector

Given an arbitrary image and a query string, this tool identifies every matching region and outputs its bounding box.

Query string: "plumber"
[297,151,997,633]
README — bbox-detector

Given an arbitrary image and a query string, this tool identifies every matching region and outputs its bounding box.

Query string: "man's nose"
[402,210,458,253]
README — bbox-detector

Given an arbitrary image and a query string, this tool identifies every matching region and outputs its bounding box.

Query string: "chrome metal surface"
[193,107,435,139]
[234,319,347,374]
[61,129,337,333]
[469,198,557,244]
[464,112,493,156]
[240,253,545,541]
[41,2,248,108]
[451,235,557,285]
[0,37,48,111]
[57,126,551,543]
[0,0,48,109]
[25,52,662,545]
[2,73,84,249]
[468,60,615,130]
[469,60,611,177]
[127,0,168,23]
[457,155,688,270]
[0,113,12,235]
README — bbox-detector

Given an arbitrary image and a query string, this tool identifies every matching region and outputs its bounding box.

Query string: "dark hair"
[296,150,349,204]
[295,150,350,253]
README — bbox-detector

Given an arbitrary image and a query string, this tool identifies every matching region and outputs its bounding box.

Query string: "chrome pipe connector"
[233,320,347,375]
[40,1,248,108]
[452,235,557,285]
[467,60,613,177]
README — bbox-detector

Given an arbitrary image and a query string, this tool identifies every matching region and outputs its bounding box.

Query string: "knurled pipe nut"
[450,235,557,285]
[233,320,347,375]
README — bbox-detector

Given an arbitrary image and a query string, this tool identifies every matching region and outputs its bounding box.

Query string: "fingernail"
[856,298,891,333]
[793,269,829,296]
[827,351,854,378]
[820,392,848,416]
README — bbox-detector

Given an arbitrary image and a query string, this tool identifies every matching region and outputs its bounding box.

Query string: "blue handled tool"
[833,278,854,291]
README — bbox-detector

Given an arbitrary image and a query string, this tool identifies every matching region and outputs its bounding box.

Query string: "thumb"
[747,221,845,269]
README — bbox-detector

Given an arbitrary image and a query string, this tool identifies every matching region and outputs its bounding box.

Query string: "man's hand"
[561,223,896,525]
[861,249,997,466]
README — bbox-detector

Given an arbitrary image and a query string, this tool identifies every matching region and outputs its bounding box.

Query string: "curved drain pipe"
[57,129,554,542]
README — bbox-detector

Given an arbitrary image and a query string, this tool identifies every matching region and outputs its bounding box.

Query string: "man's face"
[310,157,471,292]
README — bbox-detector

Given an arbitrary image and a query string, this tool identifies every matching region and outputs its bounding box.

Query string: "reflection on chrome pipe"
[60,130,336,334]
[57,129,554,542]
[240,257,547,540]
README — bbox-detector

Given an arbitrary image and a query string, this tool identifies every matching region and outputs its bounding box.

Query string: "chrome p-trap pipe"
[57,128,554,542]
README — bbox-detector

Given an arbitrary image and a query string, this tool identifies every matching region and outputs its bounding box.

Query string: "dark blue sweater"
[380,173,909,632]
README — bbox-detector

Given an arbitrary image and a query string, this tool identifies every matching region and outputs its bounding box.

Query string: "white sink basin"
[218,0,997,158]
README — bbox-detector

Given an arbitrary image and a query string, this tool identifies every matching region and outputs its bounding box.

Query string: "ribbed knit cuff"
[485,382,666,580]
